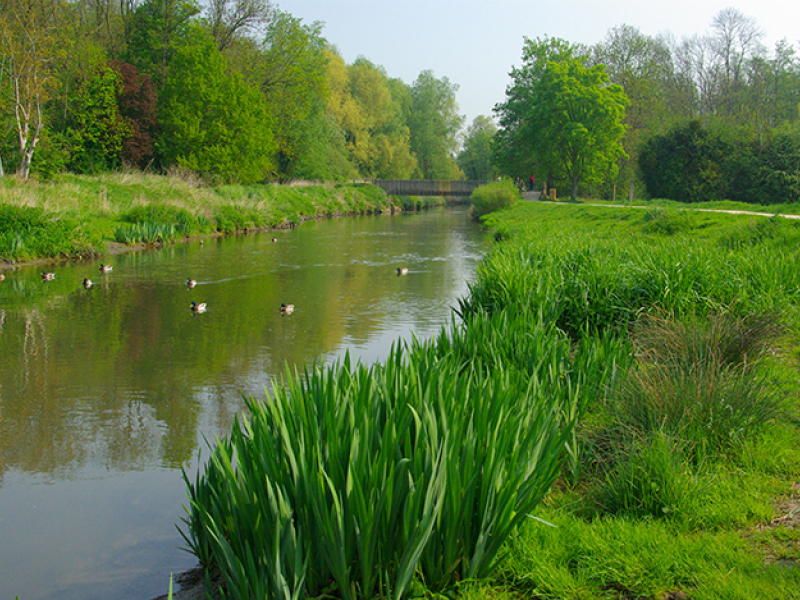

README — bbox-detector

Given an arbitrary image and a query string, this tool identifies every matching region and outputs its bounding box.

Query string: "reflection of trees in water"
[0,209,487,480]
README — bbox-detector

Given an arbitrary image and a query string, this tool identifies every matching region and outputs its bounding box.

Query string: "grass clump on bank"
[0,173,402,262]
[182,317,597,600]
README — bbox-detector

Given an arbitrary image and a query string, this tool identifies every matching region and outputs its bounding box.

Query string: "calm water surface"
[0,206,489,600]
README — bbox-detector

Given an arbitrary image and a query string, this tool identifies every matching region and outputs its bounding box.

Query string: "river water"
[0,206,489,600]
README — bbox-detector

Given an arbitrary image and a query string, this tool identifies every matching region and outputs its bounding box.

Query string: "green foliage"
[0,205,84,260]
[124,0,200,89]
[157,27,275,183]
[495,37,629,199]
[639,120,733,203]
[259,11,329,179]
[469,179,519,220]
[66,65,130,173]
[182,324,575,599]
[760,124,800,203]
[457,115,496,180]
[408,70,464,179]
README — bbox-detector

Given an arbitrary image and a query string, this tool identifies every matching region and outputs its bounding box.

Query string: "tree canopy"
[495,37,629,199]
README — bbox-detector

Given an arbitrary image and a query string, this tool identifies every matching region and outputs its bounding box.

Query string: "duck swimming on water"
[280,303,294,314]
[99,264,113,273]
[191,301,207,313]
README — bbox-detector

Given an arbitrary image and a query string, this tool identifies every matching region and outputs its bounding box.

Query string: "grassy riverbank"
[0,173,445,265]
[177,199,800,599]
[462,201,800,599]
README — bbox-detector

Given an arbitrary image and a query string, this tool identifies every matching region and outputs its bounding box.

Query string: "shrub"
[470,179,519,220]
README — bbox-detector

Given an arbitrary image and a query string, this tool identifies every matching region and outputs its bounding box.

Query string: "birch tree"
[0,0,57,180]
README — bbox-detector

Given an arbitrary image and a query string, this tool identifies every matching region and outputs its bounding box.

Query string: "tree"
[156,26,274,182]
[639,120,732,203]
[493,36,575,180]
[326,53,415,178]
[591,26,687,183]
[495,37,629,199]
[0,0,60,180]
[257,10,328,178]
[407,70,463,179]
[125,0,200,89]
[203,0,271,51]
[65,64,130,172]
[113,60,158,168]
[457,115,495,180]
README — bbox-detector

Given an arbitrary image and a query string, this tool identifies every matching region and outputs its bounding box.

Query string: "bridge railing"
[358,179,489,197]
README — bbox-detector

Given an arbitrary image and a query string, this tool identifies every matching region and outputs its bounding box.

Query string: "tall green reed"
[182,327,578,599]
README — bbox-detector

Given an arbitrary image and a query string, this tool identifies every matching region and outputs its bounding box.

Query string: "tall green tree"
[157,26,274,182]
[125,0,200,89]
[496,37,629,199]
[258,10,328,178]
[457,115,495,180]
[408,69,463,179]
[493,36,575,181]
[65,64,130,172]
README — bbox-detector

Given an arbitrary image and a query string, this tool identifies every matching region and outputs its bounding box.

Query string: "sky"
[277,1,800,128]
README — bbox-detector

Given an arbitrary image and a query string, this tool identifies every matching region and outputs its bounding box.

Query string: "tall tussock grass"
[610,311,786,459]
[182,328,581,600]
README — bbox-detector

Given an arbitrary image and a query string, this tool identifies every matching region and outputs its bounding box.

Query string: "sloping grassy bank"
[176,199,800,600]
[0,173,399,264]
[458,201,800,599]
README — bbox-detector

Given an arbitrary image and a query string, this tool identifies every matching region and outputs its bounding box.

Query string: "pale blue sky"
[278,1,800,127]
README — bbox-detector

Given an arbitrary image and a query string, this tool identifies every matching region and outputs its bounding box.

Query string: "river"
[0,206,489,600]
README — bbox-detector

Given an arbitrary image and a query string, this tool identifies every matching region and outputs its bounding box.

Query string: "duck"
[83,278,93,288]
[271,238,278,243]
[0,273,5,282]
[186,278,197,289]
[396,267,409,276]
[191,301,207,313]
[280,303,294,315]
[99,264,113,273]
[42,271,55,281]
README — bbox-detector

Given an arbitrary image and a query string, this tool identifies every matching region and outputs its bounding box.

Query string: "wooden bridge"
[360,179,489,197]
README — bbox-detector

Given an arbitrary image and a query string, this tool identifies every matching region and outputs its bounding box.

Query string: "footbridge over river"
[360,179,489,197]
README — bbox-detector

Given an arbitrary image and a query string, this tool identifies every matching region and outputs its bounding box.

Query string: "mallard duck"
[280,303,294,314]
[271,238,278,243]
[99,264,113,273]
[191,301,207,313]
[396,267,409,276]
[42,271,55,281]
[186,278,197,289]
[83,278,93,288]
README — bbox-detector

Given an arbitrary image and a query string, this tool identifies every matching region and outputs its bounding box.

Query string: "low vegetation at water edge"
[182,200,800,599]
[0,173,397,262]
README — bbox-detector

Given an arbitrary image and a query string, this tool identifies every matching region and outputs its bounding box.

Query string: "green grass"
[0,173,400,261]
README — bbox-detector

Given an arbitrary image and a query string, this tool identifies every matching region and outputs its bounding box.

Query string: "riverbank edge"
[0,173,471,271]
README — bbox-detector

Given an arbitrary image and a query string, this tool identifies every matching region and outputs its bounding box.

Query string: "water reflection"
[0,206,489,600]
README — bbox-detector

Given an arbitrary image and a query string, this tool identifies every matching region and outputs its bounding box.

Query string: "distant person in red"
[529,175,535,191]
